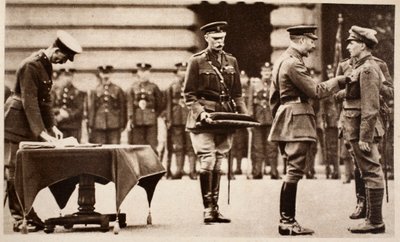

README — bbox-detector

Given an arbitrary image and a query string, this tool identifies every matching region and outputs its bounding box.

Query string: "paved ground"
[2,164,397,242]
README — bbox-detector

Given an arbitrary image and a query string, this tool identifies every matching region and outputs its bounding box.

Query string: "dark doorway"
[321,4,395,78]
[189,2,277,77]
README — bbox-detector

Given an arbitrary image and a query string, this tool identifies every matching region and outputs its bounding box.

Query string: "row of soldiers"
[43,58,394,183]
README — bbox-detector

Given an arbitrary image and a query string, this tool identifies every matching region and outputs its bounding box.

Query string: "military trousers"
[90,129,121,144]
[189,132,233,172]
[278,141,313,183]
[232,128,248,160]
[349,141,384,189]
[130,125,158,154]
[4,141,26,223]
[251,125,278,176]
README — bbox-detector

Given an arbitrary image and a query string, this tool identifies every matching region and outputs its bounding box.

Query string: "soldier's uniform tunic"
[268,47,344,182]
[52,82,86,141]
[4,51,56,229]
[249,80,279,178]
[165,77,196,178]
[127,80,163,153]
[89,82,127,144]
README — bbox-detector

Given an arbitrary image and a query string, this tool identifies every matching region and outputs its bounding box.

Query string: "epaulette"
[372,56,384,63]
[223,51,233,56]
[193,50,206,57]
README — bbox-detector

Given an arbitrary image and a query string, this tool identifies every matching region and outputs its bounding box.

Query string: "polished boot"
[349,169,366,219]
[279,182,314,236]
[165,153,172,179]
[199,171,214,224]
[349,188,385,233]
[188,155,197,180]
[172,152,184,179]
[211,172,230,223]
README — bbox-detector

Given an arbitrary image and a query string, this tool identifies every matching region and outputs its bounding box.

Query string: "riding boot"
[279,182,314,235]
[165,151,172,179]
[349,188,385,233]
[189,155,198,180]
[199,171,213,224]
[172,152,184,179]
[211,172,230,223]
[349,168,366,219]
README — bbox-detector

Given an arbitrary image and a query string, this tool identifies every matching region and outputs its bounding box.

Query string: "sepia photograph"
[1,0,398,241]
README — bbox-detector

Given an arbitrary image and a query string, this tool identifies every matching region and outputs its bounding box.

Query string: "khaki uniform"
[165,78,196,177]
[337,55,385,189]
[127,80,163,152]
[268,47,344,183]
[88,83,127,144]
[52,82,86,141]
[184,48,247,172]
[249,80,278,178]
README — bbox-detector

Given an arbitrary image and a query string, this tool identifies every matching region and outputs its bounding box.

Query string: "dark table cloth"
[15,144,165,216]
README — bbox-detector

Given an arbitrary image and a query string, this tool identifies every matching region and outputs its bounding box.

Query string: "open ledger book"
[19,137,102,149]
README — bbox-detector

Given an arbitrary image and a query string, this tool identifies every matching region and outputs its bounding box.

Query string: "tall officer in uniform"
[88,65,127,144]
[4,30,82,232]
[51,68,86,141]
[334,31,393,217]
[184,21,248,224]
[127,63,164,153]
[268,26,349,235]
[231,70,250,177]
[248,62,280,179]
[165,62,197,179]
[335,26,389,234]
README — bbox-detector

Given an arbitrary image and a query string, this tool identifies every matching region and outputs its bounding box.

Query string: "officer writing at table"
[4,30,82,232]
[183,21,248,224]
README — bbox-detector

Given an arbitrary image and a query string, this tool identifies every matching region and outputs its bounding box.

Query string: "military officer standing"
[4,30,82,232]
[231,70,250,177]
[51,68,86,141]
[127,63,164,153]
[248,62,280,180]
[335,26,389,234]
[268,26,349,235]
[165,62,197,179]
[184,21,248,224]
[88,65,127,144]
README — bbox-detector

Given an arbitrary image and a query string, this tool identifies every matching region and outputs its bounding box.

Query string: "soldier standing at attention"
[335,26,388,234]
[4,30,82,232]
[165,62,197,179]
[51,68,86,142]
[127,63,164,154]
[184,21,248,224]
[231,70,250,177]
[248,62,280,180]
[268,26,349,235]
[88,65,127,144]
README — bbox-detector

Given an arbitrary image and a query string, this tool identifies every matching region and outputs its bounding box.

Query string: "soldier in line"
[321,65,340,179]
[268,26,349,235]
[88,65,127,144]
[231,70,250,178]
[127,63,164,154]
[184,21,248,224]
[4,30,82,232]
[51,68,86,142]
[165,62,197,180]
[335,26,393,233]
[248,62,280,180]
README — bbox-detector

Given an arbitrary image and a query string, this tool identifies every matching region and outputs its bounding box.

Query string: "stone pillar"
[269,4,322,72]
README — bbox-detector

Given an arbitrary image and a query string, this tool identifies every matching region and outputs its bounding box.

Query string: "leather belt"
[198,94,231,102]
[281,96,307,105]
